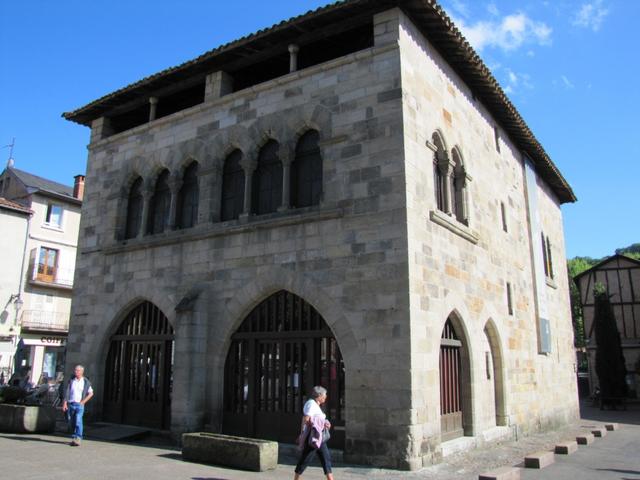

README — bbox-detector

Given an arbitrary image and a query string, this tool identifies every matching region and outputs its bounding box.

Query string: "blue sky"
[0,0,637,259]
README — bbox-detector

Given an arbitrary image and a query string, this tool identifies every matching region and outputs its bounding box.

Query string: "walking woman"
[294,386,334,480]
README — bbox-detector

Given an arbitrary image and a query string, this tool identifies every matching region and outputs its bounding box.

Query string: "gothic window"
[432,132,446,212]
[451,148,467,224]
[125,177,143,239]
[221,150,245,221]
[148,169,171,234]
[177,162,199,229]
[291,130,322,208]
[252,140,282,215]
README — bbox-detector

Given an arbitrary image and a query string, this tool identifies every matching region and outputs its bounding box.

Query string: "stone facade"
[65,4,578,470]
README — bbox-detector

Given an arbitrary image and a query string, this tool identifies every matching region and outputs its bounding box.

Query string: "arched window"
[176,162,199,229]
[125,177,143,239]
[148,169,171,234]
[291,130,322,208]
[221,150,245,221]
[451,148,467,224]
[432,132,446,212]
[252,140,282,215]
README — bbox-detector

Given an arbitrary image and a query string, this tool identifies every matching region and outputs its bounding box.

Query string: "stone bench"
[555,441,578,455]
[576,433,594,445]
[524,451,554,469]
[591,427,607,438]
[182,432,277,472]
[0,404,56,433]
[605,423,619,431]
[478,466,520,480]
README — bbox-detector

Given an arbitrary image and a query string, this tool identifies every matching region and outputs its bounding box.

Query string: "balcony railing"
[28,262,74,289]
[20,310,70,332]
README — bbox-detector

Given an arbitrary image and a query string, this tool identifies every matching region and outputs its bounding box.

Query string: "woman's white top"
[303,398,326,420]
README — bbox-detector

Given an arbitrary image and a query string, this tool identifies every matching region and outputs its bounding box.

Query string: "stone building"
[63,0,578,469]
[0,197,31,379]
[575,254,640,397]
[0,166,84,385]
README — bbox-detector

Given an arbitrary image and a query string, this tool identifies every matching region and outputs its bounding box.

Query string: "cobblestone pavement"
[1,402,638,480]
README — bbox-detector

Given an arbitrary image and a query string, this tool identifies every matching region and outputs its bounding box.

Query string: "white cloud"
[561,75,575,89]
[487,3,499,17]
[449,0,471,19]
[503,69,533,94]
[572,0,610,31]
[454,12,552,52]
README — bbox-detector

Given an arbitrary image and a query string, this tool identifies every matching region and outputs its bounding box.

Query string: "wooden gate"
[223,291,345,448]
[104,302,174,429]
[440,319,464,441]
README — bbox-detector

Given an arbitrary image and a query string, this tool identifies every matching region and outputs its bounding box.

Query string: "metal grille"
[104,301,174,429]
[224,291,345,448]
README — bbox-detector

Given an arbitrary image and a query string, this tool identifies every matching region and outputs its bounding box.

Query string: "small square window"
[45,204,63,228]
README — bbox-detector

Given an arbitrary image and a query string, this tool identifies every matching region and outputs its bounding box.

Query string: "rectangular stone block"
[182,432,277,471]
[576,433,594,445]
[555,441,578,455]
[591,427,607,437]
[524,451,554,469]
[478,466,520,480]
[605,423,619,431]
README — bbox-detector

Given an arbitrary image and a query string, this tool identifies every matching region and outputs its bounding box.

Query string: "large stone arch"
[204,265,360,434]
[482,316,509,427]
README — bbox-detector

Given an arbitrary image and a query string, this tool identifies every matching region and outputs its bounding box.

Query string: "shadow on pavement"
[0,435,70,446]
[157,452,183,461]
[191,478,230,480]
[596,468,640,475]
[580,400,640,426]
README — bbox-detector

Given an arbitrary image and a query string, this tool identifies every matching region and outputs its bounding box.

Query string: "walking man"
[62,365,94,446]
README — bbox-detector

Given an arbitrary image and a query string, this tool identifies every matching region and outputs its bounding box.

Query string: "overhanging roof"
[62,0,576,203]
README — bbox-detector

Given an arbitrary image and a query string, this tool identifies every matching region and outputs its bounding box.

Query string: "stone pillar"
[171,291,208,436]
[288,44,299,73]
[168,176,183,230]
[205,71,234,102]
[373,8,403,47]
[438,151,455,216]
[198,166,221,224]
[90,117,113,143]
[138,188,153,238]
[149,96,158,122]
[455,167,470,224]
[279,151,292,211]
[240,160,256,216]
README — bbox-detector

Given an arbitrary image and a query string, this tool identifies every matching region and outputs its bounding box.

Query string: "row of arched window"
[431,131,469,225]
[123,130,322,239]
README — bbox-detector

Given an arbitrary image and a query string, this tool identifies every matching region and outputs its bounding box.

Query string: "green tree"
[593,284,628,399]
[567,257,599,348]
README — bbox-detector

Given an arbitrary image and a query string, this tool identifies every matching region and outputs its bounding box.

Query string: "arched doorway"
[103,301,174,429]
[223,290,345,448]
[439,317,470,441]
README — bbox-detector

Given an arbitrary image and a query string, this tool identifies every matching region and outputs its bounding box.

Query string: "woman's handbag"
[322,428,331,443]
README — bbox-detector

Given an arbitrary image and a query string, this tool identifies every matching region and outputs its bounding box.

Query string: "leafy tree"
[567,257,599,348]
[593,283,628,399]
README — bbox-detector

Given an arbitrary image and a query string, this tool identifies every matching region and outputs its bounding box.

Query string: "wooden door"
[440,319,464,441]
